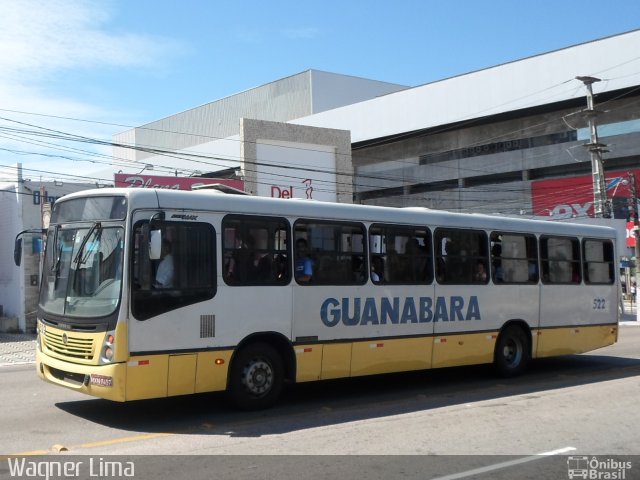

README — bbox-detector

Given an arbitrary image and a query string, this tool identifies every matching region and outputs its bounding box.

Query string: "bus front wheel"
[494,325,530,377]
[229,342,284,410]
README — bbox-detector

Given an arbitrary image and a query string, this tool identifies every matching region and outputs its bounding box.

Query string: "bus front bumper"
[36,350,126,402]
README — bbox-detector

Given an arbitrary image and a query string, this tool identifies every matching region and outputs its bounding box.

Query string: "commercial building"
[116,30,640,218]
[115,29,640,258]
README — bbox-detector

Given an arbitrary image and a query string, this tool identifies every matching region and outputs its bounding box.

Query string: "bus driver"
[154,239,174,288]
[294,238,314,283]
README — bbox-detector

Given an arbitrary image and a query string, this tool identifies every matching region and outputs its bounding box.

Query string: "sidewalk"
[620,299,639,324]
[0,332,36,367]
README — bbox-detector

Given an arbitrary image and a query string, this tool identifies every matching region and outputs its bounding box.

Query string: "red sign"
[531,169,640,219]
[627,222,638,248]
[114,173,244,192]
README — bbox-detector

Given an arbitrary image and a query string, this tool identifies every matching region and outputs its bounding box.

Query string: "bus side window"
[435,228,488,285]
[490,232,538,284]
[540,236,581,284]
[131,221,216,321]
[295,220,366,286]
[369,224,432,285]
[222,215,291,286]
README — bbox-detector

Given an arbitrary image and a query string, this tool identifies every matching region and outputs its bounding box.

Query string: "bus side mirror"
[14,238,22,267]
[148,211,166,260]
[149,229,162,260]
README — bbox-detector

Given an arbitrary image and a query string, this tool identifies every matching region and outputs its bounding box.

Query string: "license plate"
[90,374,113,387]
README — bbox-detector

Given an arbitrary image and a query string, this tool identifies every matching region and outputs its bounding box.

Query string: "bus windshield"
[40,224,124,318]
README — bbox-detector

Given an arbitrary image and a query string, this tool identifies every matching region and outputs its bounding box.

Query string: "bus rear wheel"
[494,325,530,377]
[229,342,284,410]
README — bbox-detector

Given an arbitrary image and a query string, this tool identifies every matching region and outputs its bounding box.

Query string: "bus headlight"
[104,347,114,361]
[100,333,115,363]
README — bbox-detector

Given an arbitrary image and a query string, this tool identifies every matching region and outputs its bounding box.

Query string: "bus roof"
[56,187,617,239]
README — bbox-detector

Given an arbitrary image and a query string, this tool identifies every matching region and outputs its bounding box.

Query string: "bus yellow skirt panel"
[195,350,233,393]
[535,325,618,358]
[431,332,498,369]
[350,337,432,377]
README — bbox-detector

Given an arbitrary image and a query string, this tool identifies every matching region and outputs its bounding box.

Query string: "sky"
[0,0,639,185]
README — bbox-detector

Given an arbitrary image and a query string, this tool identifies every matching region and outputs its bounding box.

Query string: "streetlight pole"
[576,76,610,218]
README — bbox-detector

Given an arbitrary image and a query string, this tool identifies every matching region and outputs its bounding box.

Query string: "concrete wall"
[113,70,406,171]
[240,118,353,204]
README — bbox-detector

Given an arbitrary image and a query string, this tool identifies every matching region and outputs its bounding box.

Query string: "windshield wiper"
[73,222,102,266]
[52,242,65,290]
[49,225,61,274]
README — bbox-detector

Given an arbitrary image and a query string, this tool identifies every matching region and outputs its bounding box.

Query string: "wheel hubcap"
[503,339,522,366]
[242,359,273,396]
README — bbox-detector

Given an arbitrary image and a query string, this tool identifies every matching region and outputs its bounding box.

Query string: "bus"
[16,188,619,409]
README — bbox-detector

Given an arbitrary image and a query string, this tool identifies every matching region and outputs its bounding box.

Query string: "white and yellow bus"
[18,188,619,409]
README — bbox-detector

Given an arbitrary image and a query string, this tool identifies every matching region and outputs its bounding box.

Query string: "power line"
[1,67,639,214]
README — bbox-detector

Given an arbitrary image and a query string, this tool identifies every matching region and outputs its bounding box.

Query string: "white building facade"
[1,164,100,332]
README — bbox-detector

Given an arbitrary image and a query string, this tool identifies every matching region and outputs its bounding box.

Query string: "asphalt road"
[1,326,639,479]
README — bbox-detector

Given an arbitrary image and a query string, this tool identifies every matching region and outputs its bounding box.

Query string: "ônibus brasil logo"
[567,456,632,479]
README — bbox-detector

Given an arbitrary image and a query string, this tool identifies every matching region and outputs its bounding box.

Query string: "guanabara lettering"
[320,296,481,327]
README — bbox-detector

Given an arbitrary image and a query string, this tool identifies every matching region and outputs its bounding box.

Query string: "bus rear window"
[540,236,581,284]
[583,239,614,284]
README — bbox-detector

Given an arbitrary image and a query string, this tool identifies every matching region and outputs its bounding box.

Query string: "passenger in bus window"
[473,261,487,283]
[295,238,314,283]
[405,238,422,281]
[371,255,385,284]
[528,261,538,282]
[436,239,449,283]
[275,254,288,281]
[254,252,272,282]
[236,234,258,282]
[386,246,400,281]
[491,244,503,282]
[154,239,174,288]
[444,240,466,282]
[572,267,581,284]
[352,256,365,282]
[226,233,256,283]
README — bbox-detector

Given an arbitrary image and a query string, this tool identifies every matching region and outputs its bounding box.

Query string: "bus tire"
[229,342,284,410]
[494,325,530,377]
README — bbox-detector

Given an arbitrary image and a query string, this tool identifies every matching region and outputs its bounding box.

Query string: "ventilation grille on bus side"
[200,315,215,338]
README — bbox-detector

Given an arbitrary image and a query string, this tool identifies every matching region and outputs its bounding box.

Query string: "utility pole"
[629,172,640,321]
[576,76,610,218]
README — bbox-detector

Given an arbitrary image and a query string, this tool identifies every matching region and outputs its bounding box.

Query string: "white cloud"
[0,0,185,181]
[0,0,181,79]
